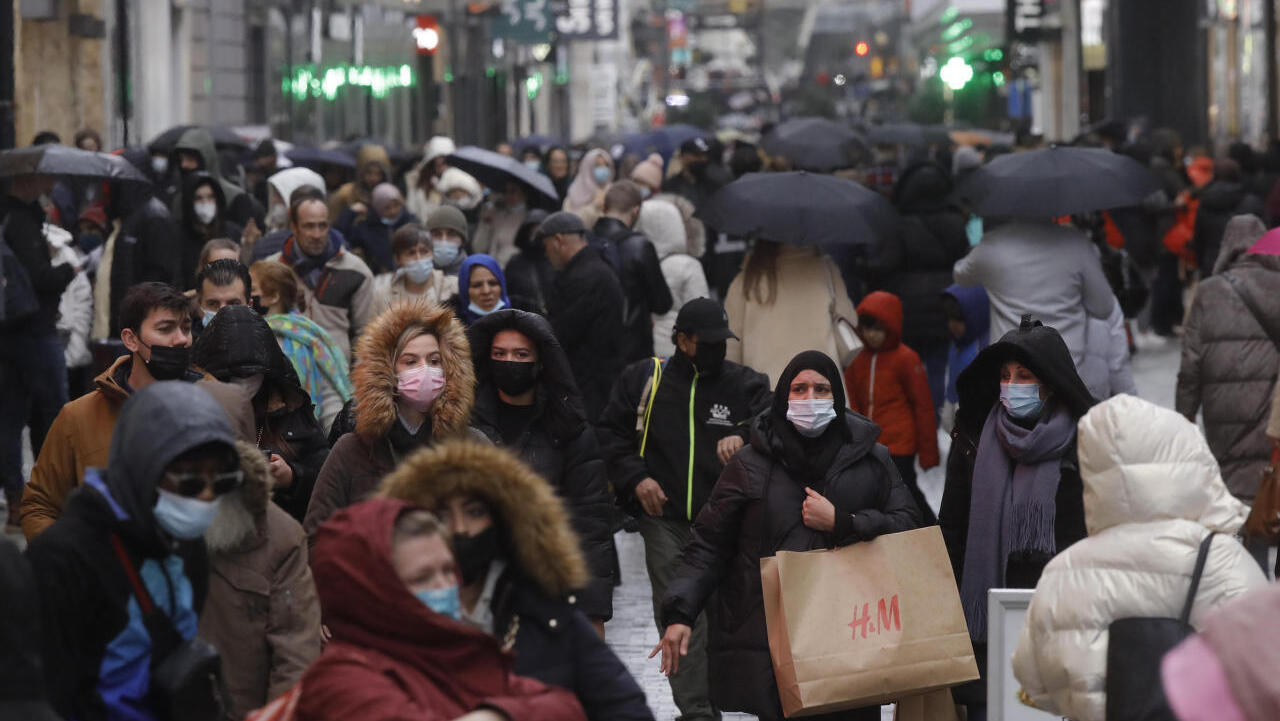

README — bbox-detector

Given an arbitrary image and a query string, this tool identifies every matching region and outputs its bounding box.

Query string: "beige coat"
[370,269,458,316]
[724,244,859,387]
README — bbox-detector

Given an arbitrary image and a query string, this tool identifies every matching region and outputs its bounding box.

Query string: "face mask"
[468,299,506,317]
[153,488,222,540]
[786,398,837,438]
[266,203,288,229]
[966,214,984,246]
[397,364,446,412]
[524,159,543,172]
[639,186,652,200]
[77,232,103,254]
[693,341,726,376]
[142,343,191,381]
[453,527,501,586]
[415,586,462,620]
[193,200,218,225]
[381,215,396,226]
[432,242,461,269]
[592,166,612,185]
[231,373,265,398]
[491,359,538,396]
[151,156,169,175]
[1000,382,1044,420]
[688,161,708,178]
[403,257,433,284]
[506,201,527,214]
[202,308,218,327]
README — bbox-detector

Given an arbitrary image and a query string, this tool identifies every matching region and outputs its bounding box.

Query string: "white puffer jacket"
[1012,394,1266,721]
[636,198,708,357]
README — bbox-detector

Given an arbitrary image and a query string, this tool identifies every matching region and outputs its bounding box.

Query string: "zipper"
[687,368,698,520]
[868,354,878,419]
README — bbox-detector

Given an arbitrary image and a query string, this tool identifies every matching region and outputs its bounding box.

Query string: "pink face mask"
[397,364,445,412]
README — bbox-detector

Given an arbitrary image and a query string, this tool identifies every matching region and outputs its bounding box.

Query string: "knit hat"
[436,167,484,210]
[428,205,470,242]
[371,183,403,216]
[423,136,457,163]
[630,153,664,189]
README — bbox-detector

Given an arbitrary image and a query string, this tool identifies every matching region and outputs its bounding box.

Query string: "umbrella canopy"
[0,145,150,184]
[699,171,896,248]
[284,146,357,170]
[867,122,951,147]
[445,146,559,209]
[761,117,869,172]
[147,124,249,153]
[954,146,1160,218]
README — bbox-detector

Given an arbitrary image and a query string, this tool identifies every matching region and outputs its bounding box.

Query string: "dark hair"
[742,239,781,304]
[74,128,103,151]
[253,139,278,159]
[603,180,644,214]
[729,146,762,177]
[119,282,191,335]
[288,186,328,225]
[392,223,429,256]
[196,259,251,301]
[31,131,61,146]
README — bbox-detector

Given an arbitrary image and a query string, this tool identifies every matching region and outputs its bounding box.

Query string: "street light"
[940,56,973,90]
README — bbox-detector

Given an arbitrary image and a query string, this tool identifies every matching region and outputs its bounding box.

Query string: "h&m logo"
[848,594,901,640]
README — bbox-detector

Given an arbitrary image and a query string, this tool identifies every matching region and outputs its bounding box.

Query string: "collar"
[460,558,508,635]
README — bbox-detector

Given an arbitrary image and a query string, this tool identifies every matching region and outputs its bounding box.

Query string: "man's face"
[292,200,331,257]
[429,228,463,246]
[545,233,578,270]
[178,151,202,172]
[199,278,248,313]
[361,164,386,188]
[122,307,193,360]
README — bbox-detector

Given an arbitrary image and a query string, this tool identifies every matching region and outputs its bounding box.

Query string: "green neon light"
[947,35,975,55]
[444,65,454,83]
[993,71,1006,87]
[939,6,959,24]
[983,48,1004,62]
[941,18,972,42]
[525,71,543,100]
[283,63,415,101]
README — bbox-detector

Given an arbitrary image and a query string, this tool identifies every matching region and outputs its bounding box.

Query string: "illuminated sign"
[284,64,415,101]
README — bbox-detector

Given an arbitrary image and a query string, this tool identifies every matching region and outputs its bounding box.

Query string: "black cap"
[674,298,737,342]
[680,137,710,155]
[536,211,588,240]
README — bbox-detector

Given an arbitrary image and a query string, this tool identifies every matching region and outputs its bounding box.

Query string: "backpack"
[0,221,39,325]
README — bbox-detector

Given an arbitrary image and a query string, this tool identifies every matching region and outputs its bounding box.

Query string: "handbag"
[0,225,39,325]
[823,261,862,368]
[1104,532,1215,721]
[109,535,227,721]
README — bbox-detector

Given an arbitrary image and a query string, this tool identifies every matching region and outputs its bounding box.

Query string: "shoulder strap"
[1179,533,1215,624]
[109,533,184,660]
[109,534,157,615]
[639,357,665,457]
[1224,273,1280,350]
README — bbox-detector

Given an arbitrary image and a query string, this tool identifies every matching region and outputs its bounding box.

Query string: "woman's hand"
[650,623,692,676]
[268,453,294,489]
[802,487,836,532]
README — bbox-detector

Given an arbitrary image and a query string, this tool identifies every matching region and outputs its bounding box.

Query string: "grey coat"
[1177,215,1280,499]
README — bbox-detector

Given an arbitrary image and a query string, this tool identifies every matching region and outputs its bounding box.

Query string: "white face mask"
[194,200,218,225]
[151,156,169,175]
[154,489,222,540]
[786,398,837,438]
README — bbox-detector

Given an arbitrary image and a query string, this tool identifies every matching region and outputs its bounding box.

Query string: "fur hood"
[205,440,274,554]
[352,301,475,441]
[378,440,588,597]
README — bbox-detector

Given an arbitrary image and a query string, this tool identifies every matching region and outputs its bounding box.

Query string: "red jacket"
[844,291,939,468]
[297,498,586,721]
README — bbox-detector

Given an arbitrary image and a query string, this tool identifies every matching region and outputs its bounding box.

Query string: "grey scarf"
[961,403,1076,640]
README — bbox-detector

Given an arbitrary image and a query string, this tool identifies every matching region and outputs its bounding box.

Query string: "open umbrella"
[284,146,357,170]
[147,124,249,153]
[954,146,1160,218]
[0,145,150,184]
[761,117,869,172]
[867,122,951,147]
[699,171,896,248]
[445,146,559,209]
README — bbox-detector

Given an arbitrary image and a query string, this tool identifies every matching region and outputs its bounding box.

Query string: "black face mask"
[687,161,709,179]
[77,232,103,254]
[142,343,191,381]
[453,526,501,586]
[693,341,726,376]
[491,360,539,396]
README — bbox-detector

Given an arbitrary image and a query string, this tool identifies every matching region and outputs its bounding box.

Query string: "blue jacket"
[943,283,990,404]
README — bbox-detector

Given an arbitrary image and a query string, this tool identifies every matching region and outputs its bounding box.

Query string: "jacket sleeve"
[638,238,674,315]
[723,276,746,366]
[904,355,940,469]
[679,256,709,308]
[559,429,617,621]
[739,369,773,441]
[952,244,983,286]
[661,455,754,628]
[1105,302,1139,397]
[1175,292,1205,420]
[58,272,94,368]
[1010,602,1053,713]
[276,411,330,523]
[1078,239,1118,320]
[549,274,614,351]
[21,408,80,539]
[595,363,651,502]
[7,219,75,294]
[26,534,95,718]
[938,430,976,580]
[564,613,656,721]
[266,514,322,699]
[349,274,376,352]
[295,653,457,721]
[841,447,922,544]
[303,437,355,547]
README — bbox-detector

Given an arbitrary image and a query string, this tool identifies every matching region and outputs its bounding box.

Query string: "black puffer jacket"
[107,188,182,330]
[177,172,243,284]
[1192,180,1264,275]
[870,162,970,354]
[590,216,674,362]
[661,351,920,718]
[192,305,330,522]
[548,246,625,422]
[467,309,618,621]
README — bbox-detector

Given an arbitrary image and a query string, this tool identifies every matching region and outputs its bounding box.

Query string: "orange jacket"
[844,291,939,468]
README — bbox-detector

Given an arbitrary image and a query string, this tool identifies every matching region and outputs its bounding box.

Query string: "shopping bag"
[893,689,961,721]
[762,526,978,718]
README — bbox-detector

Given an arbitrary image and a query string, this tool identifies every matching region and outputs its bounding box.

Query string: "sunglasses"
[162,470,244,498]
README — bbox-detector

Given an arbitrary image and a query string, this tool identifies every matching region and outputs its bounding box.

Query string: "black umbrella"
[445,146,560,209]
[699,171,896,248]
[867,122,951,147]
[0,145,150,184]
[760,118,869,172]
[954,145,1161,218]
[147,125,248,154]
[284,146,357,170]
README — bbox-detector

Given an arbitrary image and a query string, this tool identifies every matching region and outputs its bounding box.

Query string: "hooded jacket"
[590,214,675,362]
[1177,215,1280,499]
[1192,180,1265,275]
[466,310,616,620]
[942,284,990,405]
[303,302,476,543]
[636,198,709,357]
[1011,395,1266,721]
[327,144,391,223]
[198,385,321,720]
[169,127,259,230]
[501,212,555,316]
[266,167,326,214]
[845,292,939,466]
[660,351,920,717]
[563,149,613,228]
[378,442,652,721]
[27,382,234,721]
[297,498,587,721]
[192,305,331,522]
[178,172,243,279]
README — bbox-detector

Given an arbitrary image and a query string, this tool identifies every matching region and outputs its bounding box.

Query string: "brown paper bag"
[762,526,979,718]
[893,689,961,721]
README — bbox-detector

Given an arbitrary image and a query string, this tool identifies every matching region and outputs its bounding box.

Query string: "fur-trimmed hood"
[352,301,475,441]
[378,440,588,597]
[205,440,274,554]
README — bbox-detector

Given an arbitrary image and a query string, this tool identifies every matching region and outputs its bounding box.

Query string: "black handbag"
[1104,532,1215,721]
[110,534,227,721]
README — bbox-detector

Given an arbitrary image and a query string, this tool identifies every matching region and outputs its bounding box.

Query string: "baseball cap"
[536,211,588,240]
[674,298,737,343]
[680,137,710,155]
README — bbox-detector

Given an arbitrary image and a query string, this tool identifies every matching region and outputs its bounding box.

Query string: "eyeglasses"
[162,470,245,498]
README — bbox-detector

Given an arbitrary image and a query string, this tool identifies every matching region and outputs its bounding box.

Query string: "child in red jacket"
[844,291,940,523]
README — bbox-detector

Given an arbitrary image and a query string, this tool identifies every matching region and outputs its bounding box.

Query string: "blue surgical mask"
[1000,383,1044,419]
[432,242,461,269]
[592,165,612,185]
[966,214,983,246]
[416,586,461,620]
[524,159,542,172]
[639,186,652,200]
[381,216,396,226]
[468,299,506,317]
[202,308,218,327]
[153,488,223,540]
[404,257,433,283]
[786,398,837,438]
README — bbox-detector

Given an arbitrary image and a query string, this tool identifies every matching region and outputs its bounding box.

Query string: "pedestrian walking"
[427,204,471,278]
[1011,394,1265,721]
[563,148,614,229]
[404,135,456,221]
[98,173,182,338]
[1079,299,1139,400]
[337,182,418,275]
[544,146,572,200]
[664,138,735,298]
[326,143,391,224]
[654,350,920,721]
[1192,158,1265,276]
[167,127,263,230]
[380,440,652,721]
[193,258,251,337]
[503,209,554,316]
[48,222,94,399]
[473,181,530,268]
[455,254,510,326]
[845,291,940,524]
[635,197,709,357]
[252,176,345,263]
[940,284,990,433]
[176,172,244,286]
[370,223,458,313]
[297,497,587,721]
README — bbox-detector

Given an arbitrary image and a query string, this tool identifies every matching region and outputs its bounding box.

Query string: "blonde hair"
[249,260,307,313]
[393,508,445,546]
[392,322,437,366]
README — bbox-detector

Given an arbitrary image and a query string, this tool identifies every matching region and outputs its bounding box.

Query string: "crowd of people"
[0,121,1278,721]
